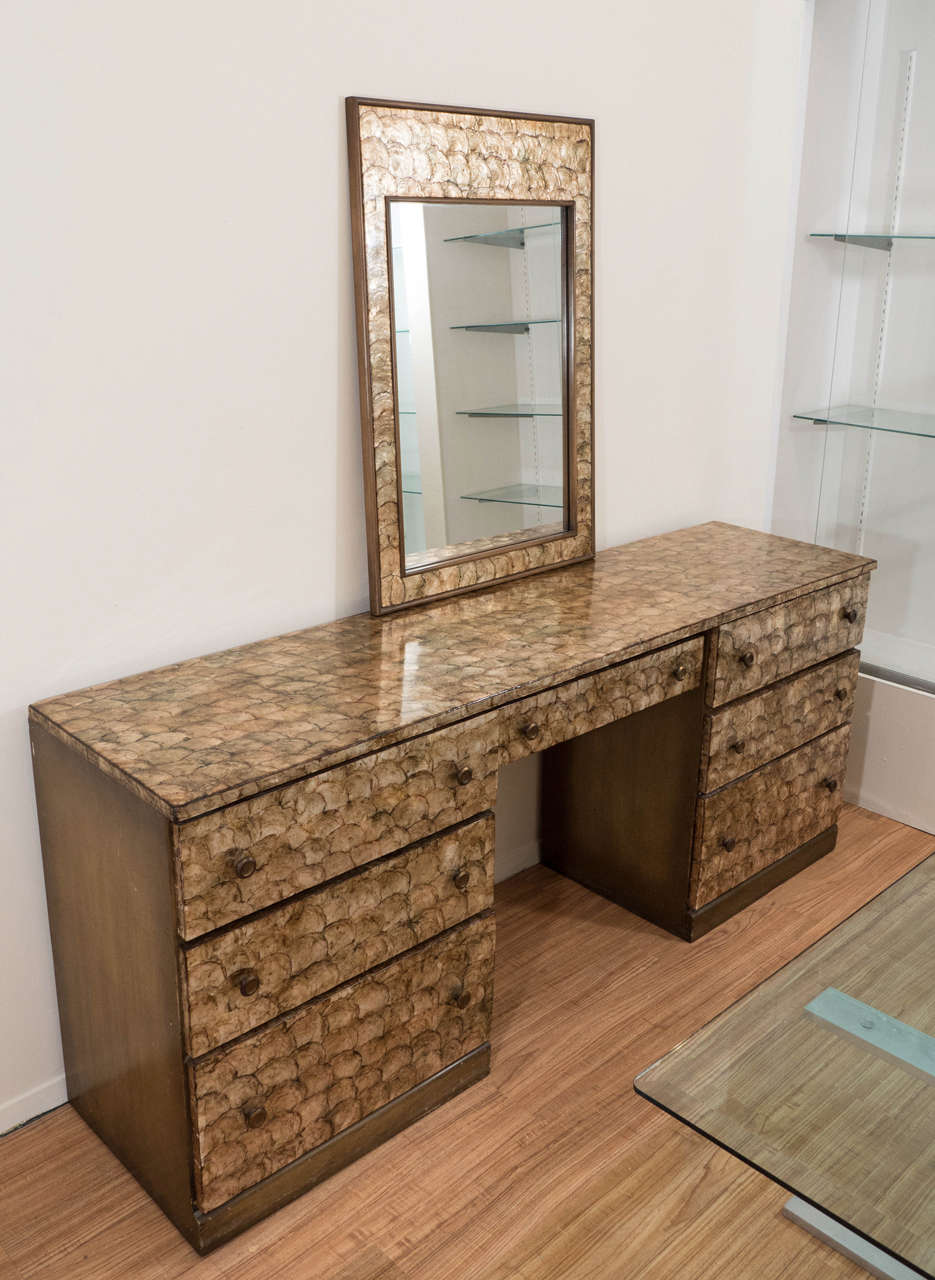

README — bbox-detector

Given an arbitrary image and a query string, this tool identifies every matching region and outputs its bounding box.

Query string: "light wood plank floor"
[1,804,931,1280]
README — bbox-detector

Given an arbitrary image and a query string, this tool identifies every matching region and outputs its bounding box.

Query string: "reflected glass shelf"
[456,403,562,418]
[450,319,560,334]
[401,472,422,496]
[399,407,416,416]
[794,403,935,440]
[461,483,563,508]
[811,232,935,252]
[443,221,561,250]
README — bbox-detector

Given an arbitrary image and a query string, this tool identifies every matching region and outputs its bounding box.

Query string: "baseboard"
[846,674,935,835]
[0,1072,67,1136]
[494,837,540,883]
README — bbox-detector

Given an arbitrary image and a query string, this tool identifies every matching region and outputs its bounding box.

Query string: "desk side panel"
[30,721,195,1239]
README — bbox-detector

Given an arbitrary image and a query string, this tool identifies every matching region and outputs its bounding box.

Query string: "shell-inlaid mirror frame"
[346,97,594,615]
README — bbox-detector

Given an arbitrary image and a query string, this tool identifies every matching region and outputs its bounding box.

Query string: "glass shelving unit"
[789,0,935,695]
[456,402,562,418]
[811,232,935,250]
[799,232,935,444]
[450,319,559,334]
[793,404,935,440]
[443,220,561,250]
[460,483,563,508]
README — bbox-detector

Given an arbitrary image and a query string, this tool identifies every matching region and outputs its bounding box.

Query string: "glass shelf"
[443,221,561,250]
[811,232,935,251]
[794,403,935,440]
[450,319,560,334]
[456,402,562,418]
[401,472,422,495]
[460,483,564,508]
[399,407,416,416]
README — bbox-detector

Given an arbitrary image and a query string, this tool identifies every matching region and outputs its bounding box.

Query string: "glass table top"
[635,854,935,1279]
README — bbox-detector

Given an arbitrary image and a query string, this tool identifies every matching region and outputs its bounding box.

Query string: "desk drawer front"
[183,815,494,1056]
[712,575,869,706]
[690,725,850,909]
[501,636,704,764]
[191,913,494,1211]
[175,713,500,940]
[702,651,859,792]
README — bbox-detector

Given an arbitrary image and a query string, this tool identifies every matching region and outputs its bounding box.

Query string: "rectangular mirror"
[390,199,570,568]
[347,99,593,613]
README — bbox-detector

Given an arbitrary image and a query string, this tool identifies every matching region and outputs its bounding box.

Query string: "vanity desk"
[30,521,873,1252]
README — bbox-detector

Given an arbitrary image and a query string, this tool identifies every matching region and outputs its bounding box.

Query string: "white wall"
[0,0,811,1131]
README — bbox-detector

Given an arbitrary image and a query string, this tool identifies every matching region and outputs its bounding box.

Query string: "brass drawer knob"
[449,986,472,1010]
[672,663,689,681]
[521,721,541,742]
[455,764,474,786]
[730,740,746,755]
[452,868,471,892]
[739,650,756,668]
[233,854,257,880]
[721,836,737,852]
[842,606,859,624]
[232,968,260,998]
[834,687,848,702]
[823,777,839,792]
[243,1102,267,1129]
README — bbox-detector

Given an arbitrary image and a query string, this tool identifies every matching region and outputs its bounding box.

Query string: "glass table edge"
[630,1079,933,1279]
[636,848,935,1090]
[630,847,935,1280]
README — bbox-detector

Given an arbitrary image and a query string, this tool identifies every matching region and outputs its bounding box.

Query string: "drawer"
[712,574,869,706]
[500,636,704,764]
[701,651,859,792]
[182,815,494,1056]
[174,711,500,940]
[689,724,850,910]
[190,913,494,1211]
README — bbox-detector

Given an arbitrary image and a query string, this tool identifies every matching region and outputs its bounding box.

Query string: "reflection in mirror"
[388,201,569,571]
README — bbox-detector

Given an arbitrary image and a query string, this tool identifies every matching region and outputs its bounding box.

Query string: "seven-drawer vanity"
[29,522,874,1252]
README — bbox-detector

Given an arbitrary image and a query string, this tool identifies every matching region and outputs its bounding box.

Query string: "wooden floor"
[1,804,931,1280]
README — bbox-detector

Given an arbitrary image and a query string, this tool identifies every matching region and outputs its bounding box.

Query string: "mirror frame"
[346,96,594,615]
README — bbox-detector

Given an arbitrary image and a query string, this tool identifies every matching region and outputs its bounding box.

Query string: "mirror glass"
[388,200,569,570]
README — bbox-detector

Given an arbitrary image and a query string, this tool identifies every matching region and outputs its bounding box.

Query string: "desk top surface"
[31,523,874,821]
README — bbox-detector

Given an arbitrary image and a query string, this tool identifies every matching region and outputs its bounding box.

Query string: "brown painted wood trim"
[29,720,195,1233]
[685,825,838,941]
[345,96,382,610]
[345,95,595,128]
[189,1044,491,1253]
